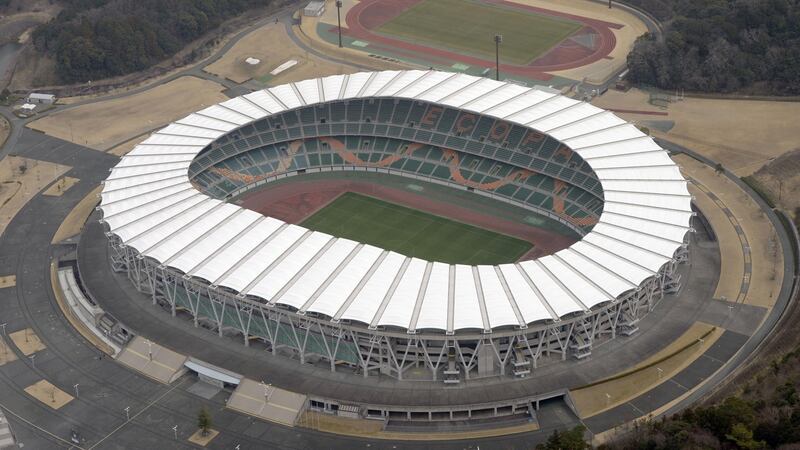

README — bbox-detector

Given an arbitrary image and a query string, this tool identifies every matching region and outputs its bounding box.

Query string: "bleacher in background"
[194,135,600,231]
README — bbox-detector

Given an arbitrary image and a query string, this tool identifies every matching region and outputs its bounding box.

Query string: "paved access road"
[0,129,567,449]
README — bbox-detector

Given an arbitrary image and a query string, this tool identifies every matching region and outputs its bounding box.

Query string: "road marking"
[690,177,750,304]
[87,377,187,449]
[0,398,82,449]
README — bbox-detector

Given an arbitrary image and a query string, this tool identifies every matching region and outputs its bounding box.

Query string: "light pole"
[74,383,79,398]
[124,406,130,421]
[336,0,344,48]
[261,381,273,403]
[494,34,503,81]
[172,425,178,440]
[0,322,6,336]
[147,340,153,361]
[29,354,35,368]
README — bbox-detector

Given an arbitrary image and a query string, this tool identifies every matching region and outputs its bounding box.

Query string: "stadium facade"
[99,70,692,382]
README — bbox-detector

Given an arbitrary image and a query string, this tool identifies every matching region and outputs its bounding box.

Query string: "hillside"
[30,0,274,84]
[625,0,800,95]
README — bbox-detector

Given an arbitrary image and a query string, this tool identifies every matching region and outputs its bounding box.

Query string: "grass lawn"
[375,0,582,65]
[300,192,532,264]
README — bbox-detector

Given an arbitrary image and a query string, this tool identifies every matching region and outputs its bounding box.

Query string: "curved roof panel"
[98,70,692,333]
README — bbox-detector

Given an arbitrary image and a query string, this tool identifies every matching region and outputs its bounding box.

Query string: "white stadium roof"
[99,70,692,333]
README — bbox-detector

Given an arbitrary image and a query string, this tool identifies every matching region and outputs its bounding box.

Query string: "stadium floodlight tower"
[494,34,503,81]
[336,0,343,48]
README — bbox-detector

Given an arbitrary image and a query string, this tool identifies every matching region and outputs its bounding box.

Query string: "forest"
[31,0,268,83]
[603,343,800,449]
[626,0,800,95]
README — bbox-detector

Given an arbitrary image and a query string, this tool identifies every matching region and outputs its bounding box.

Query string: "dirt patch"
[0,115,10,148]
[52,185,101,244]
[27,76,228,150]
[238,178,576,259]
[0,275,15,288]
[298,410,538,440]
[23,379,73,410]
[205,22,358,85]
[747,149,800,219]
[9,328,46,356]
[0,155,70,236]
[0,337,17,366]
[593,89,800,176]
[42,176,79,197]
[188,429,219,446]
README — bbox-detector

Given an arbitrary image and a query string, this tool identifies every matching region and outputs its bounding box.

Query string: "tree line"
[625,0,800,95]
[31,0,268,84]
[603,345,800,449]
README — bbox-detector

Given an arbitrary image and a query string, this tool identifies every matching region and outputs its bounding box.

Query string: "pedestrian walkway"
[116,336,187,384]
[677,154,783,308]
[0,411,15,449]
[227,379,307,427]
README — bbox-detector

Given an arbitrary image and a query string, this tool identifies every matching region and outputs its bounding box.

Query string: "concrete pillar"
[379,345,392,376]
[477,341,494,376]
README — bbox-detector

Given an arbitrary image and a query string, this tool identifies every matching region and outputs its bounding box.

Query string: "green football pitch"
[375,0,582,65]
[300,192,532,265]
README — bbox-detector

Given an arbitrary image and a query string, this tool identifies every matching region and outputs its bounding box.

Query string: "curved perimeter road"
[0,129,558,449]
[0,2,794,447]
[654,141,798,418]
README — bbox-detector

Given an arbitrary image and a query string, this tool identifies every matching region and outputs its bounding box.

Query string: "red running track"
[239,179,577,260]
[345,0,620,78]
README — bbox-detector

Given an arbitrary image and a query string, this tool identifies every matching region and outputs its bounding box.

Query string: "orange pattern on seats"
[208,140,303,184]
[318,136,426,167]
[553,179,598,227]
[440,149,533,190]
[206,137,598,227]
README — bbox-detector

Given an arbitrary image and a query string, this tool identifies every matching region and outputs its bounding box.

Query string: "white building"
[303,0,325,17]
[26,93,56,105]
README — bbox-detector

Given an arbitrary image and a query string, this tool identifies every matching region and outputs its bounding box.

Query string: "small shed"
[26,93,56,105]
[304,0,325,17]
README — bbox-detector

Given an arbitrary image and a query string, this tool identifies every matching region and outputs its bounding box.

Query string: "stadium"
[98,69,692,383]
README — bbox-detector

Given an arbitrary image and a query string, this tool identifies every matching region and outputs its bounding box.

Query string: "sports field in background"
[300,192,532,264]
[375,0,582,65]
